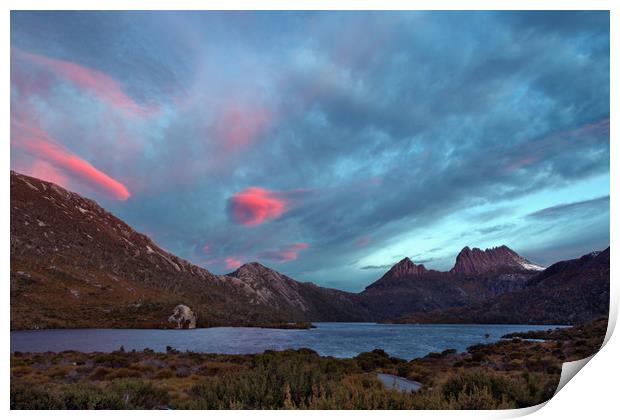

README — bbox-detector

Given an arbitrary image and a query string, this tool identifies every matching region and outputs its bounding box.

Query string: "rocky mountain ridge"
[394,247,610,325]
[359,244,544,319]
[10,171,609,328]
[450,245,544,275]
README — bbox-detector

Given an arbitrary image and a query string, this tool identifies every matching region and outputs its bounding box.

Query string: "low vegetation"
[11,318,606,409]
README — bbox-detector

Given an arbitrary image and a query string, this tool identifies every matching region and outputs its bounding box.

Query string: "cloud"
[11,120,130,200]
[9,11,610,290]
[13,49,155,117]
[526,196,610,220]
[26,159,69,188]
[360,264,393,270]
[465,223,517,236]
[227,187,288,225]
[355,236,371,247]
[214,102,272,152]
[224,256,243,269]
[257,243,309,263]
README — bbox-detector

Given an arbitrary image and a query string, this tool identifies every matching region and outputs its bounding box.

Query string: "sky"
[10,11,610,292]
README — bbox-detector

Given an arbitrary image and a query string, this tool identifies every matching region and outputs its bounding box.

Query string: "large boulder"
[168,304,197,329]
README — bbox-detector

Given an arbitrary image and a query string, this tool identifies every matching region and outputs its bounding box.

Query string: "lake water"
[10,323,565,360]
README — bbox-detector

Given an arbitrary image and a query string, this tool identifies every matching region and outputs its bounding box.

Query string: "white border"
[3,2,617,419]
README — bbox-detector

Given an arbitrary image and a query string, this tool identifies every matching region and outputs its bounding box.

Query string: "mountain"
[359,246,544,320]
[450,245,544,275]
[10,170,608,329]
[228,262,369,321]
[394,248,610,325]
[10,171,363,329]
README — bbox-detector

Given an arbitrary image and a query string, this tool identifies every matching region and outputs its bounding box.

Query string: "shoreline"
[10,320,571,332]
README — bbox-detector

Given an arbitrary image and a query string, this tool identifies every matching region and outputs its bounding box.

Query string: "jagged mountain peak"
[230,261,270,274]
[451,245,544,275]
[386,257,428,278]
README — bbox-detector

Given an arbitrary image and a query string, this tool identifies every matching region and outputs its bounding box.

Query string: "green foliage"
[11,380,169,409]
[441,370,556,408]
[354,349,394,371]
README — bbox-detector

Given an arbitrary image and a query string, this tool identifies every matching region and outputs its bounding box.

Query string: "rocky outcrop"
[383,257,428,278]
[450,245,544,275]
[168,304,197,329]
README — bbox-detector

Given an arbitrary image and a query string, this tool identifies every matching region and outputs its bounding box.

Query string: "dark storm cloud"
[10,11,609,291]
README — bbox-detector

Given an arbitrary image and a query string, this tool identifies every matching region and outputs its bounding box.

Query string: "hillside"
[228,262,369,321]
[10,171,363,329]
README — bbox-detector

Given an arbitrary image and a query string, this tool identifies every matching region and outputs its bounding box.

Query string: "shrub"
[46,366,73,379]
[154,369,174,379]
[471,352,485,363]
[89,367,112,381]
[110,380,170,409]
[11,382,64,409]
[105,367,142,380]
[354,349,393,371]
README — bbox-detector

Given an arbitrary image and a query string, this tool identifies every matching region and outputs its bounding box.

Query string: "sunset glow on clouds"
[258,243,310,263]
[224,256,243,270]
[13,49,156,117]
[11,121,130,200]
[214,103,272,152]
[11,11,609,290]
[228,187,287,225]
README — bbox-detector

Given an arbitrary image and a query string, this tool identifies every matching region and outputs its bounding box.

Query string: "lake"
[10,323,565,360]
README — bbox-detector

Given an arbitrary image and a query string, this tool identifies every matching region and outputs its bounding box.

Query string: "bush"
[110,380,170,409]
[471,352,485,363]
[154,369,174,379]
[11,380,169,409]
[89,367,112,381]
[105,367,142,380]
[11,382,64,409]
[354,349,393,371]
[441,370,556,408]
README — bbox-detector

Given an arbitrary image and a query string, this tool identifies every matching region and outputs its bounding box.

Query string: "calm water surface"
[10,323,566,360]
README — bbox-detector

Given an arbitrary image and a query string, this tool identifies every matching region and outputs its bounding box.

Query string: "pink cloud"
[503,118,610,174]
[11,120,131,200]
[13,49,155,117]
[228,187,287,225]
[214,103,271,152]
[505,155,538,172]
[203,244,211,254]
[355,236,371,247]
[224,256,243,270]
[27,160,70,189]
[257,243,309,263]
